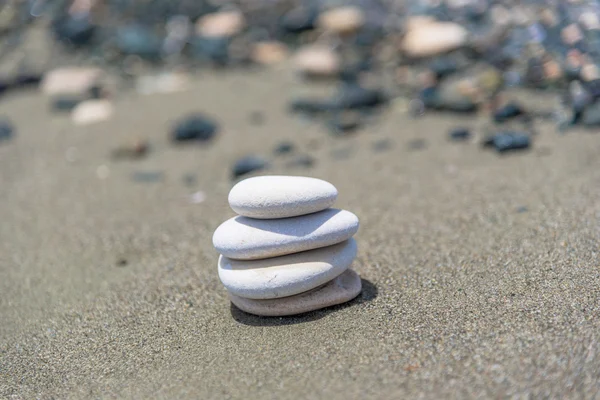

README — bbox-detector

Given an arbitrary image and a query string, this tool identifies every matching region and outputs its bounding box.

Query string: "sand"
[1,68,600,399]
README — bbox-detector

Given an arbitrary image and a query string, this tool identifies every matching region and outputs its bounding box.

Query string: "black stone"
[279,7,317,34]
[525,57,545,87]
[583,79,600,100]
[191,36,230,65]
[52,14,96,46]
[289,99,334,115]
[485,132,531,153]
[449,128,471,141]
[419,86,441,109]
[339,59,372,83]
[172,114,218,142]
[429,57,459,79]
[335,85,387,110]
[12,73,42,88]
[51,96,81,112]
[0,119,14,142]
[116,25,162,59]
[274,141,294,155]
[232,156,268,179]
[493,102,525,123]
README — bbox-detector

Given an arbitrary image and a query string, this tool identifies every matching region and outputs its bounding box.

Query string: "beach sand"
[1,68,600,398]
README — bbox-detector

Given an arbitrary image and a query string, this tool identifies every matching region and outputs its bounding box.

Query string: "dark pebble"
[289,98,334,115]
[232,156,268,179]
[13,73,42,88]
[51,96,81,112]
[407,138,427,151]
[449,128,471,141]
[286,154,315,168]
[132,171,163,183]
[116,258,128,267]
[582,79,600,100]
[493,102,525,123]
[52,14,96,46]
[485,132,531,153]
[335,85,387,110]
[274,141,295,155]
[172,114,218,142]
[525,57,545,87]
[419,86,441,109]
[339,59,372,83]
[0,119,14,142]
[191,36,230,65]
[279,7,317,34]
[117,25,162,60]
[372,138,392,152]
[429,57,459,79]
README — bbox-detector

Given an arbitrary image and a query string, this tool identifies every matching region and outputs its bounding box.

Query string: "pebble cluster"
[212,176,361,317]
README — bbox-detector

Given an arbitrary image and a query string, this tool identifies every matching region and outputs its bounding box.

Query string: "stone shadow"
[230,278,378,326]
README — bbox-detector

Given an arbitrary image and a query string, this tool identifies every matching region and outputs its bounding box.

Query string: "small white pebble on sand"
[71,100,114,126]
[293,45,340,77]
[41,67,103,96]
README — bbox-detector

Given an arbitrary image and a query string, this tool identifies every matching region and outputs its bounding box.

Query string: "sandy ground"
[1,68,600,399]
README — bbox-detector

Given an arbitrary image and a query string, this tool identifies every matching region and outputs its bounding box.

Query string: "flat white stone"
[71,100,114,126]
[229,269,362,317]
[401,21,468,58]
[219,238,357,299]
[228,175,338,219]
[41,67,103,96]
[212,208,359,260]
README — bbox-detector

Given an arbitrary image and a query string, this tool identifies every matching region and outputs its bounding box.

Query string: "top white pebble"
[228,175,338,219]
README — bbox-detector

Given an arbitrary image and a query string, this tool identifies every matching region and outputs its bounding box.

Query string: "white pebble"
[212,208,359,260]
[229,269,362,316]
[229,175,338,219]
[219,238,357,299]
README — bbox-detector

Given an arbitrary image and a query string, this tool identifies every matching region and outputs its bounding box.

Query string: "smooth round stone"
[293,46,341,77]
[228,175,337,219]
[401,21,468,58]
[229,269,362,317]
[212,208,359,260]
[71,100,114,126]
[317,6,365,34]
[196,11,245,38]
[219,238,357,299]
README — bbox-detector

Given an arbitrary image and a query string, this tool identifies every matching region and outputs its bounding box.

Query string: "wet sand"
[1,68,600,398]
